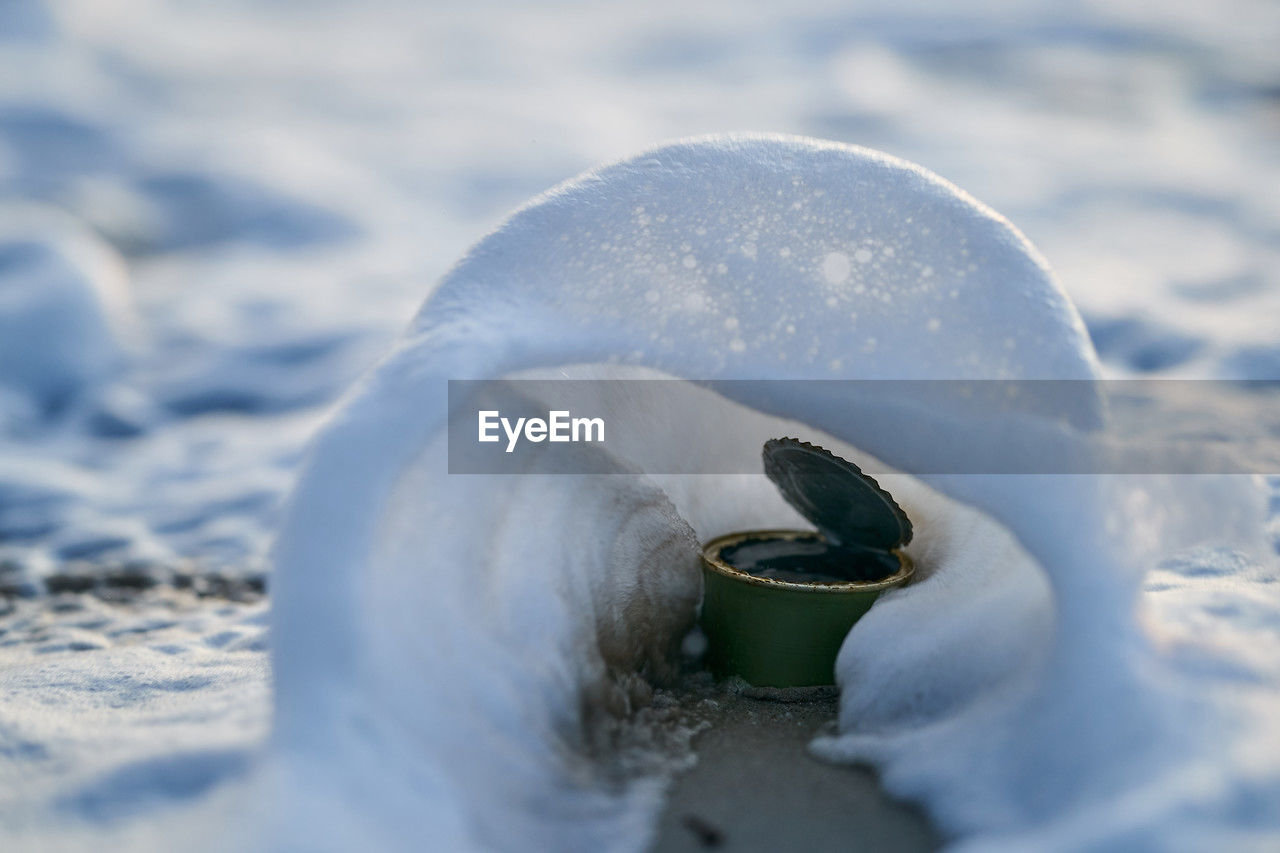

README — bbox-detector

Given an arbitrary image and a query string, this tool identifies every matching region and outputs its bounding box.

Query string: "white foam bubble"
[821,251,851,286]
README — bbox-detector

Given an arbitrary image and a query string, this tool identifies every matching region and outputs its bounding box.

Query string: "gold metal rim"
[700,529,914,594]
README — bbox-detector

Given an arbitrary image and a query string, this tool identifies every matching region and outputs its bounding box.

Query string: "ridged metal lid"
[762,437,912,552]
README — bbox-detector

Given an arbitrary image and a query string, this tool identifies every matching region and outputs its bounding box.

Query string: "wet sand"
[651,689,939,852]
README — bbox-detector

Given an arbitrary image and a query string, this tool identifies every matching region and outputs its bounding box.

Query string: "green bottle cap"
[762,438,912,552]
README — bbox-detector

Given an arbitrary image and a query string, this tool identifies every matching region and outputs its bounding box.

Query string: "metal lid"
[762,438,913,552]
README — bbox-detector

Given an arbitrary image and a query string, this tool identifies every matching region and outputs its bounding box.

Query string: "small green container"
[701,531,912,687]
[699,439,916,688]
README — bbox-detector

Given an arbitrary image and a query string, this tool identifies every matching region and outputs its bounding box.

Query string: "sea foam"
[268,135,1278,850]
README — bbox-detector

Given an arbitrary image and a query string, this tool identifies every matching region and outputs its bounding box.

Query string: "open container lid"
[762,438,913,552]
